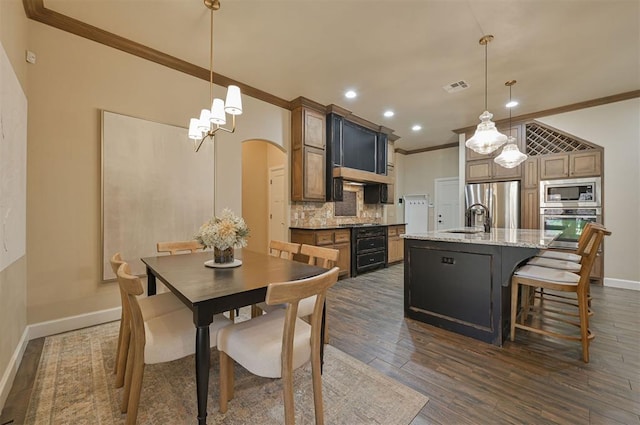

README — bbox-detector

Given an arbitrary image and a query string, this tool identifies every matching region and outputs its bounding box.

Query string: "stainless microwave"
[539,177,601,208]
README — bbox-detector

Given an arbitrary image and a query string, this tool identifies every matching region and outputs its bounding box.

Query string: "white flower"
[195,208,250,250]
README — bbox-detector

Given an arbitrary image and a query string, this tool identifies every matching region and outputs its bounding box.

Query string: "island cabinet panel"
[404,238,538,346]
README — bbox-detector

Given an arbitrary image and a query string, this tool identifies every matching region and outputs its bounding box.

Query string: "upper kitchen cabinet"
[539,151,602,180]
[325,104,395,201]
[291,97,326,202]
[466,125,524,182]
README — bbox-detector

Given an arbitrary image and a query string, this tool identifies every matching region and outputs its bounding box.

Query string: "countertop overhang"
[402,227,561,249]
[290,223,406,231]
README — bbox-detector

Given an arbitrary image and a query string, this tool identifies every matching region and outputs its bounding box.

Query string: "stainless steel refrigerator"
[465,181,520,229]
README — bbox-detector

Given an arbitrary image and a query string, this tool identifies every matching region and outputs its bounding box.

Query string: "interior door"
[435,177,460,230]
[269,167,286,243]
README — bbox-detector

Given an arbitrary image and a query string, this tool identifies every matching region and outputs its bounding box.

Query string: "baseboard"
[0,327,29,413]
[26,307,122,340]
[604,277,640,291]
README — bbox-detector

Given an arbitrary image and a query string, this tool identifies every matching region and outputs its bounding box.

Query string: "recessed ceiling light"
[344,90,357,99]
[412,125,422,131]
[383,110,394,117]
[506,100,519,108]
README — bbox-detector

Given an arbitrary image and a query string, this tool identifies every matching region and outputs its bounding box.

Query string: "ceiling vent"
[443,80,470,93]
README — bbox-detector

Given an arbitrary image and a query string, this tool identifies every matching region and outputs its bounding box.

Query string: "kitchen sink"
[443,228,484,234]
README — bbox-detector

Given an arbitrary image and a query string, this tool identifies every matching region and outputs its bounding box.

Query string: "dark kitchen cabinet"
[364,183,391,204]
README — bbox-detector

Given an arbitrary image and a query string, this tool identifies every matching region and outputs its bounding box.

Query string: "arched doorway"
[241,140,287,254]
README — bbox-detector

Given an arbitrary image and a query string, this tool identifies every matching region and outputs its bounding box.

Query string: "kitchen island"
[403,228,559,346]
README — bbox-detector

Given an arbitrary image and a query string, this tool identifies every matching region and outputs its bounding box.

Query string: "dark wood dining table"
[140,249,328,425]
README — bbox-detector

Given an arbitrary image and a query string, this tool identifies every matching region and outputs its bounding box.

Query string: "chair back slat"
[300,244,339,269]
[269,240,301,260]
[116,262,146,347]
[577,226,611,288]
[157,240,204,255]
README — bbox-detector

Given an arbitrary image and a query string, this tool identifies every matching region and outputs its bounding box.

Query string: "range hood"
[333,167,393,185]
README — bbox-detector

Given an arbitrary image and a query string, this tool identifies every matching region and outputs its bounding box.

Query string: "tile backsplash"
[290,186,383,227]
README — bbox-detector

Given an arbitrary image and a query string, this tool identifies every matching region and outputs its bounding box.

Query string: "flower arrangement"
[195,208,250,250]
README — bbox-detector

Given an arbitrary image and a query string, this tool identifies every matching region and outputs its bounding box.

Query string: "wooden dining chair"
[217,267,340,425]
[251,240,302,317]
[156,240,204,255]
[510,225,611,362]
[110,252,186,388]
[259,244,338,343]
[116,262,232,424]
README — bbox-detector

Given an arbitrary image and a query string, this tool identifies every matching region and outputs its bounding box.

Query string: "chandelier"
[494,80,528,168]
[465,35,507,155]
[188,0,242,152]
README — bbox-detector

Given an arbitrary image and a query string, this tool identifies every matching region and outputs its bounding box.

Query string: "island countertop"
[402,227,560,249]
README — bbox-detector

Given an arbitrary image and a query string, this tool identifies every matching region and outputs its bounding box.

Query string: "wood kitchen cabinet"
[539,150,602,180]
[387,225,406,263]
[291,99,326,201]
[290,228,351,278]
[521,157,539,229]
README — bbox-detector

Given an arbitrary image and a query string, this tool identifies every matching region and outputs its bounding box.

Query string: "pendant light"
[494,80,528,168]
[187,0,243,153]
[465,35,508,155]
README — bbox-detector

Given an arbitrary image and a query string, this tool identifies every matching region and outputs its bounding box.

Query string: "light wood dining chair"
[251,240,302,317]
[510,225,610,362]
[259,244,338,343]
[110,252,186,388]
[156,240,204,255]
[217,267,340,425]
[116,262,232,424]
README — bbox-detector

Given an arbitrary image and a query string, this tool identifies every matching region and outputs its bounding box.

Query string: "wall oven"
[540,177,601,208]
[540,207,602,249]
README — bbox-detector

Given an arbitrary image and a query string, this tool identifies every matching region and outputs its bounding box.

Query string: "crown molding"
[22,0,292,110]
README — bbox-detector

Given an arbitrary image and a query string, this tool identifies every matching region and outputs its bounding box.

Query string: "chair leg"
[115,317,124,374]
[578,289,590,363]
[125,355,145,425]
[115,324,130,388]
[219,351,234,413]
[520,285,531,325]
[311,339,325,425]
[510,281,519,341]
[121,334,135,413]
[281,365,295,425]
[251,304,262,318]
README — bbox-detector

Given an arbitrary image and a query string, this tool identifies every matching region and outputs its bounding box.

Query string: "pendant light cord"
[484,41,488,111]
[209,7,214,105]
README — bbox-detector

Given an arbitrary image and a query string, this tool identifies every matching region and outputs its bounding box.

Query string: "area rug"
[25,321,428,424]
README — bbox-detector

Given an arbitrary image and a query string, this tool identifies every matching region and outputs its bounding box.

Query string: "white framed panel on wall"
[101,111,215,280]
[0,42,27,273]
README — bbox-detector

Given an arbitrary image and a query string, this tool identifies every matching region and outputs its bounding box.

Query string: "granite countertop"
[290,222,406,231]
[402,227,561,249]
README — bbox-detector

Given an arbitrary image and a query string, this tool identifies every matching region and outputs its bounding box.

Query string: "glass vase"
[213,247,234,264]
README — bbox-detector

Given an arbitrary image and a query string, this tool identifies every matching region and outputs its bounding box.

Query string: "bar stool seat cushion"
[514,265,580,285]
[538,250,581,262]
[526,256,582,272]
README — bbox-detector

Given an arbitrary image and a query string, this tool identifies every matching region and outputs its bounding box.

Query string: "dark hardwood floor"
[2,264,638,424]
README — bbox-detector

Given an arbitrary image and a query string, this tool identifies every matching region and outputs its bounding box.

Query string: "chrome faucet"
[466,203,491,233]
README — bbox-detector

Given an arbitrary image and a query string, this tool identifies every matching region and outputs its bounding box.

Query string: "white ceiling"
[46,0,640,151]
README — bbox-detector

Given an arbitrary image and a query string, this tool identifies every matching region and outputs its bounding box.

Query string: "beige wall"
[0,0,29,409]
[399,147,460,230]
[25,18,290,324]
[537,98,640,285]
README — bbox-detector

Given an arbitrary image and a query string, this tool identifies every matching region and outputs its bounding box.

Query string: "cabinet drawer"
[315,231,334,246]
[334,230,350,243]
[356,251,386,269]
[356,236,386,253]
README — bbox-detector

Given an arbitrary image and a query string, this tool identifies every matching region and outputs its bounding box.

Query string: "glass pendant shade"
[465,110,508,155]
[494,137,528,168]
[188,118,202,140]
[210,98,227,125]
[224,85,243,115]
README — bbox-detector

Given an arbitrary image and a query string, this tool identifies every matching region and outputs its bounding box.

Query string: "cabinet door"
[523,157,538,189]
[304,108,325,149]
[521,188,539,229]
[387,141,395,167]
[466,160,492,182]
[540,154,569,180]
[303,147,326,200]
[334,242,351,278]
[570,151,602,177]
[492,160,522,179]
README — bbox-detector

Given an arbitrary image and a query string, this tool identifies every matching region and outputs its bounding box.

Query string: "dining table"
[141,249,328,425]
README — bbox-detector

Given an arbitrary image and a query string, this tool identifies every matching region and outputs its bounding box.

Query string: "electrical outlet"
[25,50,36,64]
